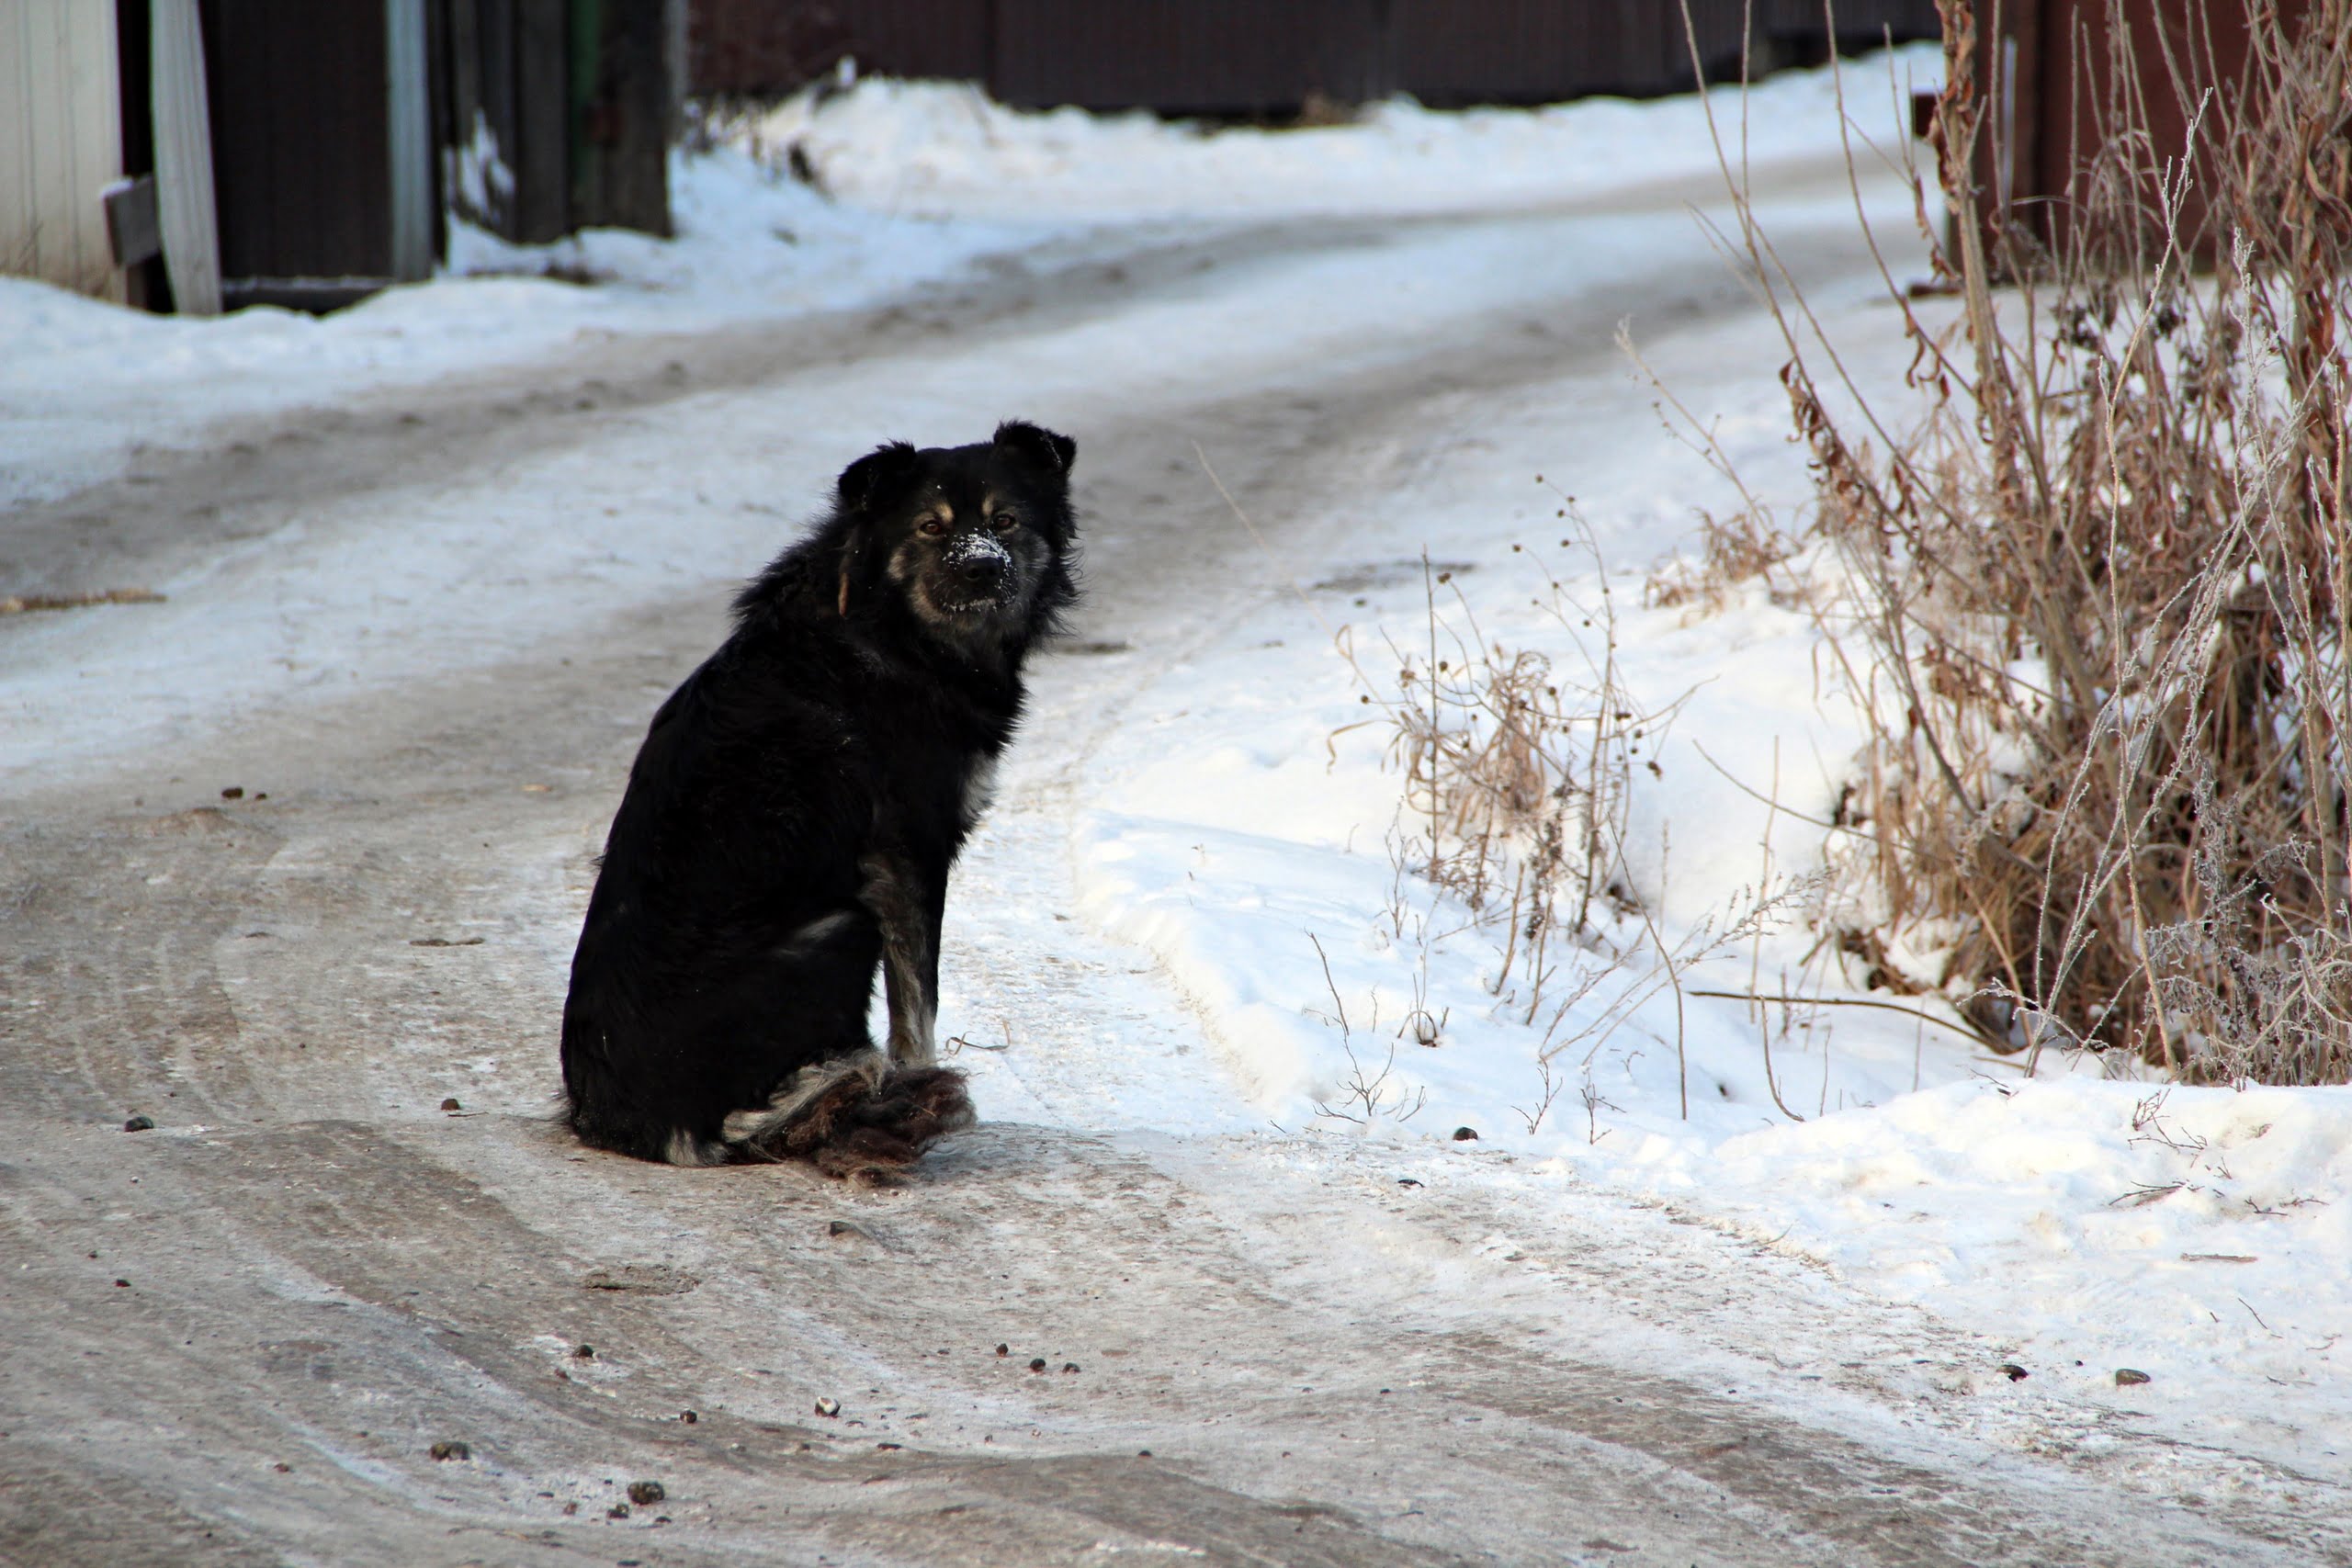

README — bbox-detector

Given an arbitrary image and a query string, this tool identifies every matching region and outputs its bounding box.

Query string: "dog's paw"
[745,1065,974,1180]
[871,1066,978,1146]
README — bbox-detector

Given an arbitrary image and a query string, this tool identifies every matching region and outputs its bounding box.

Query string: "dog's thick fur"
[560,422,1080,1177]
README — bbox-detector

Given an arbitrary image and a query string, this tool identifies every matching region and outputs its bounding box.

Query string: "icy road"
[4,149,2345,1564]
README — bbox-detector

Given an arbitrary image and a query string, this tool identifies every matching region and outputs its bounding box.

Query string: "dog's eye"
[990,512,1019,532]
[918,518,947,536]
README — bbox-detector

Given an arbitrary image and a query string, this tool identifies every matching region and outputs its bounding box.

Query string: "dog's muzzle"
[940,533,1014,610]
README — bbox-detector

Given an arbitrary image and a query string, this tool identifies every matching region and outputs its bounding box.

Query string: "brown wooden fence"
[688,0,1941,109]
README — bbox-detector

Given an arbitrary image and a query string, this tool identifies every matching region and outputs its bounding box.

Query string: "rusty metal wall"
[1990,0,2312,254]
[687,0,1944,109]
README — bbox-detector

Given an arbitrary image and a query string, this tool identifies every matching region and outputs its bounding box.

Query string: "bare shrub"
[1306,934,1430,1126]
[1351,520,1690,1020]
[1350,520,1822,1117]
[1698,0,2352,1082]
[1643,503,1803,614]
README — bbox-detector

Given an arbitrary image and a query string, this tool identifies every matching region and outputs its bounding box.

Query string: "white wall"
[0,0,125,302]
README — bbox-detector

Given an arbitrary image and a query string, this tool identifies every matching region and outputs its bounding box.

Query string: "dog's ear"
[833,442,917,617]
[837,441,921,515]
[993,421,1076,481]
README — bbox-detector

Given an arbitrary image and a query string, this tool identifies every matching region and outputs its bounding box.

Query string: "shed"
[1,2,132,304]
[1,0,677,314]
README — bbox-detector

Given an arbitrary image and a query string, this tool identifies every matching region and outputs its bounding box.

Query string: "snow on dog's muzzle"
[943,531,1013,604]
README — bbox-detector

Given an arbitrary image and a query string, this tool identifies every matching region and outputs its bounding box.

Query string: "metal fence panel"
[0,0,127,300]
[1393,0,1581,105]
[201,0,396,280]
[691,0,988,93]
[685,0,1945,108]
[992,0,1385,112]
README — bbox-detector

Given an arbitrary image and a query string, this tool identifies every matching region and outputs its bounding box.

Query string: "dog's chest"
[958,752,1001,830]
[854,690,1008,848]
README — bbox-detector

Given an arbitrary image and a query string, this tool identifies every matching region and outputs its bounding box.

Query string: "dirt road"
[5,166,2344,1566]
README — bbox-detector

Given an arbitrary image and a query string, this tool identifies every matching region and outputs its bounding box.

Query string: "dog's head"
[833,422,1079,655]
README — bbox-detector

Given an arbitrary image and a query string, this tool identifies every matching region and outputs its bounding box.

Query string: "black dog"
[560,422,1079,1177]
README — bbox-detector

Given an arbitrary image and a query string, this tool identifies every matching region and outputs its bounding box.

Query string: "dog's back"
[560,423,1078,1175]
[560,627,884,1163]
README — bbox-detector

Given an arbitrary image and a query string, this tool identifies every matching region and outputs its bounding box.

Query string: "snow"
[753,58,1931,220]
[1713,1079,2352,1391]
[1061,265,2352,1476]
[0,145,1043,507]
[8,40,2346,1490]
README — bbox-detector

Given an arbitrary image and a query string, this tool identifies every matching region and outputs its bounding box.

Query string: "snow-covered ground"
[0,50,1909,506]
[7,40,2345,1505]
[752,57,1921,220]
[1057,277,2352,1481]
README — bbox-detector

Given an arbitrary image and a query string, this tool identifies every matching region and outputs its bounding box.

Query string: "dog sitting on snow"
[559,422,1080,1178]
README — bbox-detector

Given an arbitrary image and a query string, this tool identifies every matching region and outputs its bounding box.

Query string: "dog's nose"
[954,549,1007,590]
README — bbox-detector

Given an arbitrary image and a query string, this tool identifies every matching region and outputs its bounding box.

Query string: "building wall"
[686,0,1944,107]
[0,0,128,302]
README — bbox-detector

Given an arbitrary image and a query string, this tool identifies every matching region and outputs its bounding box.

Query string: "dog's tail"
[718,1051,976,1180]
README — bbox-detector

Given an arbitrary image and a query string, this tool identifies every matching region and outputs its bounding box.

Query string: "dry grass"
[1353,519,1684,1016]
[1698,0,2351,1083]
[0,588,164,616]
[1644,503,1803,615]
[1351,518,1819,1117]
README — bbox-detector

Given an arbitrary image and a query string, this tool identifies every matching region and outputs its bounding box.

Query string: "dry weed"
[1350,518,1820,1117]
[1351,520,1693,1014]
[1694,0,2352,1082]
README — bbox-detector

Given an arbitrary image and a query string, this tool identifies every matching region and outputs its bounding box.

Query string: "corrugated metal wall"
[688,0,988,96]
[0,0,127,301]
[995,0,1386,113]
[689,0,1944,108]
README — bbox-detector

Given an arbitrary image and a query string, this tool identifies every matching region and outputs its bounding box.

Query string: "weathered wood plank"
[153,0,221,311]
[388,0,434,278]
[570,0,670,236]
[104,174,162,266]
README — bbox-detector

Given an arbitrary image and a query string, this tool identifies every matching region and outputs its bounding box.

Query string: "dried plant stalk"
[1733,0,2351,1082]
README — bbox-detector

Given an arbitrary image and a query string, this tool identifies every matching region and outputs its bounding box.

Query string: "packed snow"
[1055,286,2352,1477]
[6,39,2344,1489]
[751,54,1926,220]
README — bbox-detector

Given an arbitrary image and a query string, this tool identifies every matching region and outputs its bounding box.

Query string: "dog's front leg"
[860,852,939,1066]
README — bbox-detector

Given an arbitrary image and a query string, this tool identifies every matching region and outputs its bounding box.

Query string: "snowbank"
[1,45,1935,507]
[0,146,1038,507]
[757,47,1941,220]
[1047,186,2350,1477]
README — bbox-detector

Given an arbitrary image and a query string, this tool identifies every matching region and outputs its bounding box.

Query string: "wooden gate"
[440,0,675,244]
